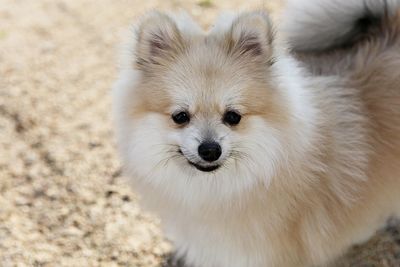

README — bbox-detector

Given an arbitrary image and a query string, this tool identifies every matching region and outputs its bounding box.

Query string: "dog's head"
[113,11,314,207]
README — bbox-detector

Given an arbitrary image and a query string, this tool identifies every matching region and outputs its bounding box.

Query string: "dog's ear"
[226,11,274,60]
[135,12,184,70]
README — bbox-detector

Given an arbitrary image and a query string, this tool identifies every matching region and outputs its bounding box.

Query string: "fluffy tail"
[282,0,400,52]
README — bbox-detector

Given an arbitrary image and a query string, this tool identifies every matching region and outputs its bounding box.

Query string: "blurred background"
[1,0,399,266]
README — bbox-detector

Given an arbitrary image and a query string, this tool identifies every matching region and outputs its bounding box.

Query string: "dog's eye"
[172,111,190,125]
[223,111,241,126]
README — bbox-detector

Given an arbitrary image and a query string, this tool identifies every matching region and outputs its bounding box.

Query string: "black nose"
[198,142,222,162]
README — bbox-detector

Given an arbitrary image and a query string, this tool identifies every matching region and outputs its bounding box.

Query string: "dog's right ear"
[135,12,184,70]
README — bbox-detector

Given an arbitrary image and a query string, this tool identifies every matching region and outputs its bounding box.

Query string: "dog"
[112,0,400,266]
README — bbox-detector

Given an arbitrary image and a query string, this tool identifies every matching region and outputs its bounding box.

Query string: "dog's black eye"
[223,111,241,126]
[172,111,190,125]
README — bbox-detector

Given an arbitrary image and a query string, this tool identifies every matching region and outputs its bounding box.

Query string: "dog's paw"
[161,252,189,267]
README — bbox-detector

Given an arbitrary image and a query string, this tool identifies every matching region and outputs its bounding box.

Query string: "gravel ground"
[0,0,399,266]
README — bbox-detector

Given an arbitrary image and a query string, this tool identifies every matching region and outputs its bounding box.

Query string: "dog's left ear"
[226,11,274,59]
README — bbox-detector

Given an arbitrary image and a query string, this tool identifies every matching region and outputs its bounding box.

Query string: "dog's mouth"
[178,149,220,172]
[188,162,220,172]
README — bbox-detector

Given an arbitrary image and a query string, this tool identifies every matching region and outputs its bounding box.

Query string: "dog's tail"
[282,0,400,52]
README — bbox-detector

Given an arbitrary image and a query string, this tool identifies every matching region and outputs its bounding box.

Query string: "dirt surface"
[0,0,399,266]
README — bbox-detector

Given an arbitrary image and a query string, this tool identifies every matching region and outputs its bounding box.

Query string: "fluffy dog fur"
[112,1,400,266]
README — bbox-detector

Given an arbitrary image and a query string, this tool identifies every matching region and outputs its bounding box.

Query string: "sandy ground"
[0,0,399,266]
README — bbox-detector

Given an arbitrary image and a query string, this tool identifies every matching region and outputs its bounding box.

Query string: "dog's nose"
[198,142,222,162]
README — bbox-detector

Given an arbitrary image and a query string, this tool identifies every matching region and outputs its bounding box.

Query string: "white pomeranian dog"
[113,0,400,266]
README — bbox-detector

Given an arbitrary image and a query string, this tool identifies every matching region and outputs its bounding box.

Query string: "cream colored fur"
[112,2,400,266]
